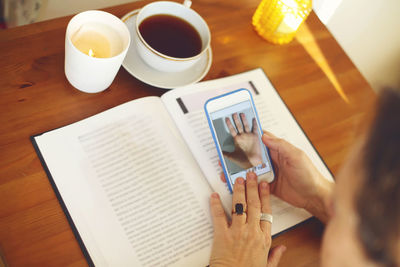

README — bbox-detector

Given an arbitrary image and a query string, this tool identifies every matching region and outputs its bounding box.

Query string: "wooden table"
[0,0,375,266]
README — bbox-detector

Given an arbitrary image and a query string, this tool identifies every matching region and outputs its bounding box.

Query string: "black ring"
[235,203,244,215]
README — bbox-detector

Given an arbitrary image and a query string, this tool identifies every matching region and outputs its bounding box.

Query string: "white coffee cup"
[135,0,211,72]
[65,10,130,93]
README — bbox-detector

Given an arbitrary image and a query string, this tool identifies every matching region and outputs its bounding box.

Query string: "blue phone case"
[204,88,275,193]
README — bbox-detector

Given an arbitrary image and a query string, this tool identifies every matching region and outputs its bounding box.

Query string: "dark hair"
[357,89,400,266]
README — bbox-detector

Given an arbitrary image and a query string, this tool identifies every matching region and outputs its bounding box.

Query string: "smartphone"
[204,88,275,192]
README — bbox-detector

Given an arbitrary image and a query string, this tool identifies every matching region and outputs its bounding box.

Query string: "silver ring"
[260,213,273,223]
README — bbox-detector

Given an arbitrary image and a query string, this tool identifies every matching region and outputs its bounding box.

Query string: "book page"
[35,97,213,267]
[161,69,334,235]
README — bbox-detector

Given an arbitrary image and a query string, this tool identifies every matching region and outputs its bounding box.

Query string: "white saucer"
[121,9,212,89]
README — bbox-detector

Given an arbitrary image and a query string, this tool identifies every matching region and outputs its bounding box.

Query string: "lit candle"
[64,11,130,93]
[252,0,312,44]
[71,27,112,58]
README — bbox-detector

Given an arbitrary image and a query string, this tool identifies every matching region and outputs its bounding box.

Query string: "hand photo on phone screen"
[210,100,271,184]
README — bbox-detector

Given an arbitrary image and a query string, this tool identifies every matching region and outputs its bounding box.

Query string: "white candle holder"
[65,10,130,93]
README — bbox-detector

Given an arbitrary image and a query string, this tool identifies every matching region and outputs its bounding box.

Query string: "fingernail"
[237,178,245,185]
[211,192,219,198]
[247,172,256,180]
[281,245,287,252]
[261,181,268,189]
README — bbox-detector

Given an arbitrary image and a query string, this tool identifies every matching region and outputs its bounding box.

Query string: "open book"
[32,69,333,267]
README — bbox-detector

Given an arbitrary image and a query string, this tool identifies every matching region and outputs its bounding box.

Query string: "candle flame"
[88,48,95,57]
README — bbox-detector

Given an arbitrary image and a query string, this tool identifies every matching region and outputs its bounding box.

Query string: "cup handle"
[183,0,192,8]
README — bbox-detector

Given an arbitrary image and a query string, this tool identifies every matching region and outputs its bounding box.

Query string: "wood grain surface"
[0,0,375,266]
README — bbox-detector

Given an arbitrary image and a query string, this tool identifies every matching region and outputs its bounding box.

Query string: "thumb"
[262,133,293,157]
[267,245,286,267]
[262,132,280,151]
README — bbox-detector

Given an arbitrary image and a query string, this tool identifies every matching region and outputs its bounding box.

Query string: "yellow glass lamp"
[252,0,312,44]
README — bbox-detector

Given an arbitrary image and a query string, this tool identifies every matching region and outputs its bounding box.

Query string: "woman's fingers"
[232,113,244,133]
[210,193,228,231]
[267,245,287,267]
[225,117,237,137]
[246,172,261,224]
[240,113,251,132]
[259,181,272,235]
[231,177,247,227]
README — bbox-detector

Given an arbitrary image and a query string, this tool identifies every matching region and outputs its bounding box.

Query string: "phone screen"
[209,100,272,184]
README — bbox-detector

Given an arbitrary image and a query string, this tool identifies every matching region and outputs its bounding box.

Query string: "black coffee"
[139,14,202,58]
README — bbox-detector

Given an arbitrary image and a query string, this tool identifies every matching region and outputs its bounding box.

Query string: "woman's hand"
[209,172,286,267]
[219,132,334,222]
[262,131,334,222]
